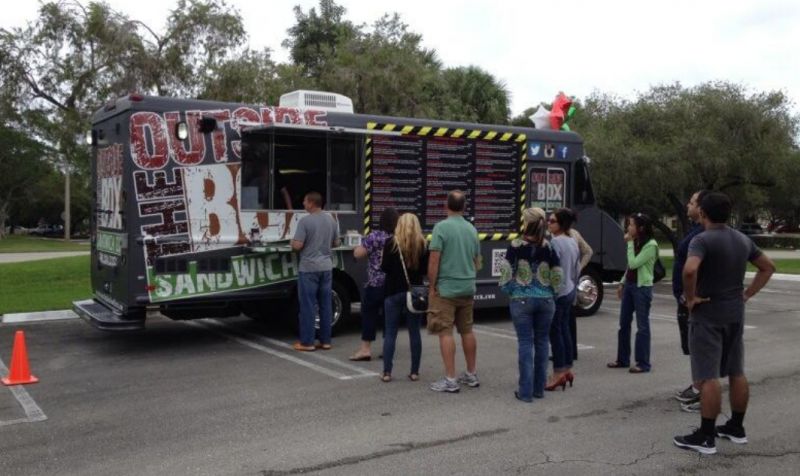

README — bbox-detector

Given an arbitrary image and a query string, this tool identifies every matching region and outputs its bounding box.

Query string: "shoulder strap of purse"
[396,241,412,287]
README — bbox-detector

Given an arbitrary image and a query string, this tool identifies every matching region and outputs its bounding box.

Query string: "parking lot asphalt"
[1,280,798,475]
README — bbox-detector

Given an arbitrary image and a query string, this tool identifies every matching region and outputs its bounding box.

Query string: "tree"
[765,152,800,228]
[283,0,357,82]
[0,124,50,237]
[439,66,510,124]
[199,48,282,103]
[510,106,536,127]
[574,82,799,230]
[0,0,248,237]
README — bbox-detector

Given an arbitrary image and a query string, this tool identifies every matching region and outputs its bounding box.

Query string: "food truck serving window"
[240,129,357,211]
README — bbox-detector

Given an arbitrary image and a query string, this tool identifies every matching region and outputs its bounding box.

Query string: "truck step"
[73,299,145,331]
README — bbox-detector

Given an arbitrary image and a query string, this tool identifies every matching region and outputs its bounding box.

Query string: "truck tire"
[281,278,351,335]
[573,267,603,317]
[328,279,351,332]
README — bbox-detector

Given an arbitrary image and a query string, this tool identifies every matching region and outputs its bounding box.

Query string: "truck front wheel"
[573,267,604,317]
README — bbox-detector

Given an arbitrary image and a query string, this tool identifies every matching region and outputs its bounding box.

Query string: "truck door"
[91,125,131,313]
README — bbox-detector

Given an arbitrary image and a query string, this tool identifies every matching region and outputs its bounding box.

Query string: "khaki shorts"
[427,294,474,335]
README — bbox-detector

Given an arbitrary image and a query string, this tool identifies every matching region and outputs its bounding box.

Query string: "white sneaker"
[430,377,460,393]
[457,371,480,388]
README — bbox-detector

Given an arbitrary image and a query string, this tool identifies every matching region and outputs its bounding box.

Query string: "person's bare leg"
[461,332,477,374]
[439,334,456,378]
[360,340,372,353]
[700,379,722,419]
[461,332,478,374]
[729,374,749,414]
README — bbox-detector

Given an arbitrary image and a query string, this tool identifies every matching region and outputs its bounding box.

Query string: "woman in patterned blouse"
[349,207,399,361]
[499,207,564,402]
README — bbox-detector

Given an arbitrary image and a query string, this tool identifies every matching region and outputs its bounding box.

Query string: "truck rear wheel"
[573,267,603,317]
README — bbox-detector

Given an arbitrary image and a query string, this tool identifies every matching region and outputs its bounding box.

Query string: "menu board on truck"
[367,132,522,234]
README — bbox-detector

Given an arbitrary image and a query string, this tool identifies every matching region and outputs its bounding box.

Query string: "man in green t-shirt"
[427,190,482,393]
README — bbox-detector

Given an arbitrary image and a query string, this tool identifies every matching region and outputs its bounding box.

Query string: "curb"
[744,272,800,282]
[2,310,79,324]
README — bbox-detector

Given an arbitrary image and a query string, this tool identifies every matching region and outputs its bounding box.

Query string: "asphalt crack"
[260,428,509,475]
[512,441,663,472]
[564,409,609,419]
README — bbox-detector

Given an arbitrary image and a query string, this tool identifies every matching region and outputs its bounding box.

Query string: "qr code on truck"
[491,249,506,277]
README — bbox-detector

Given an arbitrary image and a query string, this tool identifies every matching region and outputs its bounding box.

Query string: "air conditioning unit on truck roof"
[279,90,354,113]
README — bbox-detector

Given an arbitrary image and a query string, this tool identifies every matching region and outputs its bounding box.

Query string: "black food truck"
[74,91,626,331]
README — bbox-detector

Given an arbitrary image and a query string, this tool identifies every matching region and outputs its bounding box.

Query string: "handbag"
[397,245,429,314]
[653,257,666,283]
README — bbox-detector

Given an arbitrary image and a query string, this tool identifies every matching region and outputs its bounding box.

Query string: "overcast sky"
[3,0,799,116]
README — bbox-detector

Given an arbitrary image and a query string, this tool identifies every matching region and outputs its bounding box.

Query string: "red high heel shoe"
[566,371,575,387]
[545,374,568,391]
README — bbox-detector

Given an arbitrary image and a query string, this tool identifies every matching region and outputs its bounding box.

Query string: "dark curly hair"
[552,208,577,233]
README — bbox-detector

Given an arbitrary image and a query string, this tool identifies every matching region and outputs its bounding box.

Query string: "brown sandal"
[348,353,372,361]
[408,373,419,382]
[381,372,392,383]
[607,361,626,368]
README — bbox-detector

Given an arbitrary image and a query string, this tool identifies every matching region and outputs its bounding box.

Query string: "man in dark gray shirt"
[291,191,340,352]
[673,192,775,455]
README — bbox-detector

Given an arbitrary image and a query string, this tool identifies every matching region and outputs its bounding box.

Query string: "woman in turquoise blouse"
[499,207,564,401]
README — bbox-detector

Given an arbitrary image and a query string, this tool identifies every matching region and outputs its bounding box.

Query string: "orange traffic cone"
[2,330,39,385]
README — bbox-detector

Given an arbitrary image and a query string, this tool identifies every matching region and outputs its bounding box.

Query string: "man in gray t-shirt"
[290,191,340,351]
[673,192,775,455]
[687,225,761,325]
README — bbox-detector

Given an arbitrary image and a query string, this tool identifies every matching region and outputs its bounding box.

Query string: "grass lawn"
[0,235,89,253]
[660,256,800,279]
[0,255,91,315]
[0,254,796,315]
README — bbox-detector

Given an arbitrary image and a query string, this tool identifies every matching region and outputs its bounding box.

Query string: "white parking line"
[0,358,47,427]
[599,310,757,330]
[187,319,379,381]
[472,324,595,350]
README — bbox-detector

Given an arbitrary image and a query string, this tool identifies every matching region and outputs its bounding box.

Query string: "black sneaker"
[673,428,716,455]
[674,385,700,403]
[716,420,748,444]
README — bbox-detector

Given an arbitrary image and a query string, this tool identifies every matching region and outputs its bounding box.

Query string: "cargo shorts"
[427,294,474,335]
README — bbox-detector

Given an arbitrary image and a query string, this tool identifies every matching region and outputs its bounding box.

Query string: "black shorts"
[689,320,745,381]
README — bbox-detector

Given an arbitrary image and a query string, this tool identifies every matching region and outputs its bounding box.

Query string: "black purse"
[653,257,666,283]
[398,246,429,314]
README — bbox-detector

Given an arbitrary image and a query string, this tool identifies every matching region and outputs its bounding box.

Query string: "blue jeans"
[616,283,653,370]
[360,285,385,342]
[382,292,422,375]
[297,270,333,346]
[550,289,576,372]
[510,297,555,401]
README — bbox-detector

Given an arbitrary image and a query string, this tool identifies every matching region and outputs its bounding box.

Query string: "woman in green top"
[608,213,658,373]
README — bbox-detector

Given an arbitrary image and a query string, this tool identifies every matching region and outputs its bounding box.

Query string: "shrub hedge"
[751,235,800,249]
